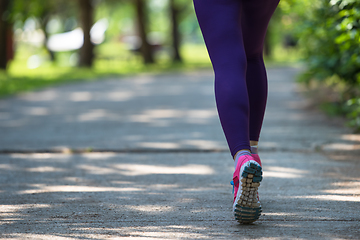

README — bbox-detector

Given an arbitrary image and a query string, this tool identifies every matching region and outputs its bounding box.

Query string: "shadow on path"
[0,68,359,239]
[0,150,359,239]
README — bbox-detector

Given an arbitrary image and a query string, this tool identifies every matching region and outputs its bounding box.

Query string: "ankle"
[234,149,251,169]
[250,141,259,155]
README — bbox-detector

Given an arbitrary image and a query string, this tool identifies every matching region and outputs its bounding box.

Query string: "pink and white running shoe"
[252,153,262,166]
[231,155,263,224]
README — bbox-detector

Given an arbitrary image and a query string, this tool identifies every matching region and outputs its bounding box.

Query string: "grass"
[0,41,303,98]
[0,42,213,98]
[264,45,305,68]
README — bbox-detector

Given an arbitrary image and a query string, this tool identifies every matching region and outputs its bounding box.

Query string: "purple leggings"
[193,0,280,157]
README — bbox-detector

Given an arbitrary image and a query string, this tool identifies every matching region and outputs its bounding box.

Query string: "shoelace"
[230,180,234,194]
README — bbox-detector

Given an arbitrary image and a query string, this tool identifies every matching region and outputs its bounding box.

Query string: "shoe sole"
[234,162,262,224]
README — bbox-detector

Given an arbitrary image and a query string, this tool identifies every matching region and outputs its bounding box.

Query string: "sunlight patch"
[322,143,360,151]
[180,139,225,149]
[81,152,117,160]
[10,153,71,160]
[324,181,360,195]
[26,166,66,173]
[0,164,16,170]
[112,164,214,176]
[17,185,142,194]
[69,91,92,102]
[137,142,181,149]
[128,205,173,213]
[24,107,49,116]
[341,134,360,142]
[290,195,360,202]
[264,166,307,179]
[107,91,134,101]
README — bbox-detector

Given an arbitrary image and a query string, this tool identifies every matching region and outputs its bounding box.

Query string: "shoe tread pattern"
[234,162,262,224]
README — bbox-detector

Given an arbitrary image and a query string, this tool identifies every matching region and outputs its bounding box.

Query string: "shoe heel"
[234,162,262,224]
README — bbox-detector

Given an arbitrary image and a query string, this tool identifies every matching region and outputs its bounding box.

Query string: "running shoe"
[232,155,263,224]
[252,153,262,167]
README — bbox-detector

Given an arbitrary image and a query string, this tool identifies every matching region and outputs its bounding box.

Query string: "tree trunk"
[78,0,94,67]
[0,0,10,70]
[170,0,182,63]
[134,0,154,64]
[41,14,56,62]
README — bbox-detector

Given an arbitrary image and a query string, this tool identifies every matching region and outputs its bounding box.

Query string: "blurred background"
[0,0,359,131]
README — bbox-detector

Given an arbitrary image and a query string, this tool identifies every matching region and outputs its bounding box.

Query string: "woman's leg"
[194,0,280,224]
[193,0,279,157]
[193,0,250,157]
[242,0,280,143]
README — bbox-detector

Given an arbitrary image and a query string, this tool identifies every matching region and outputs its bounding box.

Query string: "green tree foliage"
[10,0,77,25]
[10,0,77,62]
[298,0,360,130]
[300,0,360,85]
